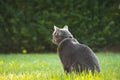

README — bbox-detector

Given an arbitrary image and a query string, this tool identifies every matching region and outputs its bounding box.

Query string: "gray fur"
[52,25,100,73]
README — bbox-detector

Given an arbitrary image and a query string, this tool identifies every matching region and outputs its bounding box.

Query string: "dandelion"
[22,49,27,53]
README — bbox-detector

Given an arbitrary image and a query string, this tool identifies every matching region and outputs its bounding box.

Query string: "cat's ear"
[54,25,59,31]
[63,25,68,30]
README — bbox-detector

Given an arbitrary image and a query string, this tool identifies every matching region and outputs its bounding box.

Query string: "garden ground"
[0,52,120,80]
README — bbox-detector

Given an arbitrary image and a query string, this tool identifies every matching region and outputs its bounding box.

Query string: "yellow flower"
[22,49,27,53]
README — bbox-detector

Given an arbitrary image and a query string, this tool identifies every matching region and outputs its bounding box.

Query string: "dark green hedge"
[0,0,120,53]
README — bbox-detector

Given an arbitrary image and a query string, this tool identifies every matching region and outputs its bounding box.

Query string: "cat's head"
[52,25,73,45]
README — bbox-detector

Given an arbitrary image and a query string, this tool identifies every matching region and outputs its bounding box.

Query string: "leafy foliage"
[0,0,120,53]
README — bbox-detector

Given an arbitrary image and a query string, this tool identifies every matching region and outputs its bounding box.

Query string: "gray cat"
[52,25,100,73]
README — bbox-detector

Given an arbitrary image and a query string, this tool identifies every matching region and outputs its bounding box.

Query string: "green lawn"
[0,53,120,80]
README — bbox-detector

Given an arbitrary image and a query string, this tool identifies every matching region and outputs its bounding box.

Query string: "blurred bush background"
[0,0,120,53]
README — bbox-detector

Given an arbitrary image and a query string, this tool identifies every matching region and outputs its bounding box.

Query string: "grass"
[0,52,120,80]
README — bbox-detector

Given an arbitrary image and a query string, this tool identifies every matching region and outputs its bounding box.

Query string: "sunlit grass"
[0,53,120,80]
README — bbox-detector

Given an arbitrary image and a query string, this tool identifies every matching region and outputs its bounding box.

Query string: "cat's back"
[58,38,88,53]
[58,38,98,64]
